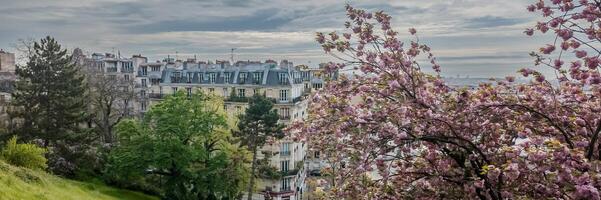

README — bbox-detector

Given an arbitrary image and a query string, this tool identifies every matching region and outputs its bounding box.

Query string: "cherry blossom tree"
[290,3,601,199]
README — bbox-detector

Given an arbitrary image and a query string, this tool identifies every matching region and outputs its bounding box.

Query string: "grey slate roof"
[159,63,303,86]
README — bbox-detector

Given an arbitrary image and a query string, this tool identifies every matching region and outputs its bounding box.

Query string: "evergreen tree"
[233,94,284,200]
[10,36,89,175]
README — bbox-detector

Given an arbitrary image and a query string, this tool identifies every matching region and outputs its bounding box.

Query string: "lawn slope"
[0,160,157,200]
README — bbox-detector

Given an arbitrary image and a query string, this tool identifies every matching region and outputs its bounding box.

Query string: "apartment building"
[76,50,146,119]
[136,58,320,200]
[0,50,16,130]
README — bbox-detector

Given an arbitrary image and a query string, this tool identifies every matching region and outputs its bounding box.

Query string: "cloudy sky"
[0,0,553,77]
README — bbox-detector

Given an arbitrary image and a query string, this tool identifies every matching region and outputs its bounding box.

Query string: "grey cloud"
[126,8,293,33]
[0,0,549,78]
[464,16,524,29]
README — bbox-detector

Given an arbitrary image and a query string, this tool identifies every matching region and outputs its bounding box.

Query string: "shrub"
[1,136,47,170]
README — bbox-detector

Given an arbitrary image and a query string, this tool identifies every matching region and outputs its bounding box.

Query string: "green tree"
[106,91,250,199]
[233,94,284,200]
[10,36,90,175]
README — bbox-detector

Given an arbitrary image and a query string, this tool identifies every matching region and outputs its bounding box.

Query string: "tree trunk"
[247,144,258,200]
[104,103,112,143]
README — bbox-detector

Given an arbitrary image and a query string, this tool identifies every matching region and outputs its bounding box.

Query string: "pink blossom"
[554,59,564,69]
[571,40,581,48]
[536,75,546,82]
[388,80,400,88]
[575,50,587,58]
[540,44,555,54]
[409,28,417,35]
[586,57,599,69]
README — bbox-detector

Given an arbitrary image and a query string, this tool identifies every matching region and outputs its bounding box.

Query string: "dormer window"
[224,72,230,83]
[209,73,216,83]
[187,72,193,83]
[253,72,262,84]
[239,72,247,83]
[171,72,181,83]
[279,73,288,85]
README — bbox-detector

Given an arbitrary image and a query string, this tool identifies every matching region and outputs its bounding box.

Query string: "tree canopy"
[291,3,601,199]
[105,91,250,200]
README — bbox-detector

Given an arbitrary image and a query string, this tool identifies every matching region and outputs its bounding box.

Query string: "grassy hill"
[0,160,158,200]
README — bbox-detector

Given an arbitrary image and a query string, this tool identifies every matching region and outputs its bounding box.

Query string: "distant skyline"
[0,0,555,77]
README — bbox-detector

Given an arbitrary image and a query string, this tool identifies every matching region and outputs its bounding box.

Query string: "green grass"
[0,160,158,200]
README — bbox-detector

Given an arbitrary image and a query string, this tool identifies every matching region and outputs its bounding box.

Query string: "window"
[209,88,215,93]
[223,104,228,111]
[141,102,147,111]
[239,72,247,82]
[172,87,178,93]
[279,73,288,85]
[122,62,133,72]
[140,90,146,98]
[124,75,130,81]
[141,66,148,76]
[141,79,147,87]
[236,106,241,113]
[281,177,291,191]
[253,72,262,83]
[313,83,323,89]
[238,89,245,97]
[281,160,289,172]
[314,151,320,159]
[151,78,160,86]
[223,88,228,97]
[151,66,160,72]
[199,73,204,81]
[253,88,260,95]
[224,72,230,83]
[109,75,116,80]
[280,107,290,119]
[186,87,192,97]
[279,90,288,102]
[209,73,216,83]
[187,72,193,83]
[171,72,181,83]
[281,143,290,156]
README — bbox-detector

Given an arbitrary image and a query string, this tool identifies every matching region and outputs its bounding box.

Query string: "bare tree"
[10,37,35,65]
[74,50,135,144]
[87,73,134,144]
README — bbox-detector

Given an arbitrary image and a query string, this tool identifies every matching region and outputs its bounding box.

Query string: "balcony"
[280,151,291,156]
[106,67,118,73]
[121,67,134,73]
[134,83,148,88]
[148,93,163,99]
[225,96,249,103]
[292,96,304,103]
[271,96,306,105]
[280,169,299,177]
[138,71,148,77]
